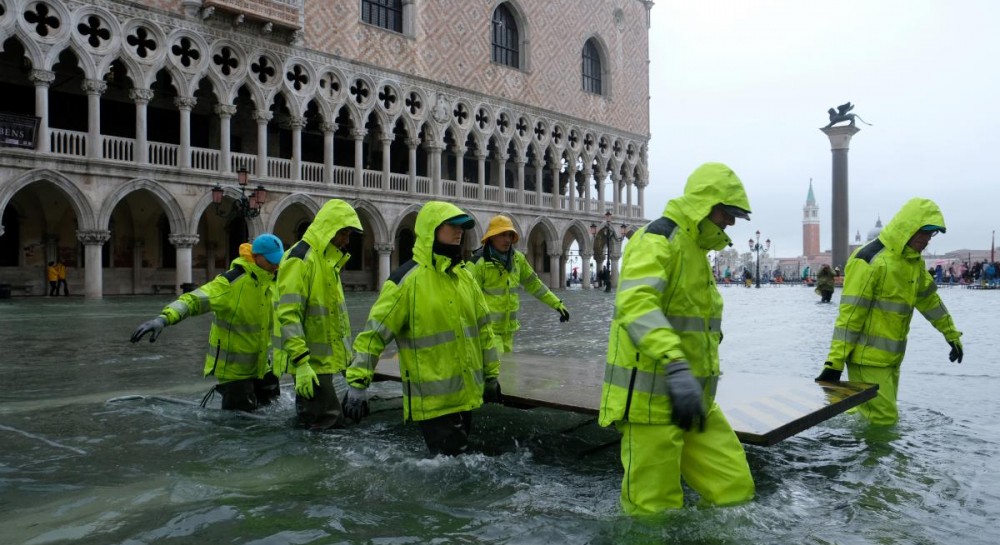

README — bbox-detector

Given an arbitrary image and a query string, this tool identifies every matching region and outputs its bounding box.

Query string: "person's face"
[253,254,279,273]
[437,223,464,245]
[331,228,353,250]
[708,204,737,231]
[489,231,516,252]
[907,230,937,253]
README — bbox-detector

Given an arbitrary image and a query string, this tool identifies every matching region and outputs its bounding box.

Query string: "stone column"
[407,138,420,195]
[174,96,197,169]
[82,79,107,159]
[351,128,367,188]
[597,169,606,209]
[288,115,305,182]
[452,144,465,187]
[476,151,487,199]
[321,122,337,184]
[381,134,393,190]
[624,174,633,218]
[609,252,621,289]
[77,229,110,299]
[550,161,561,210]
[636,177,646,218]
[821,125,861,269]
[215,103,236,173]
[254,110,272,177]
[610,172,621,216]
[513,157,526,205]
[169,234,199,294]
[375,243,394,289]
[427,143,443,195]
[495,156,507,204]
[567,162,578,211]
[547,249,562,290]
[533,156,544,206]
[29,69,54,153]
[583,167,592,213]
[580,252,593,290]
[131,88,154,164]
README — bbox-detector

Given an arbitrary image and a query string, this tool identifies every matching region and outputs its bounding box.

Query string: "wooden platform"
[374,353,876,447]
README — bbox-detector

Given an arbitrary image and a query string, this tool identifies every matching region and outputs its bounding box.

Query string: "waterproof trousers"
[847,363,900,426]
[616,402,754,515]
[295,373,346,430]
[417,411,472,456]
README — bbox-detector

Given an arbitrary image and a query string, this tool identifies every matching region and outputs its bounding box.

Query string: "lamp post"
[748,230,771,289]
[590,210,628,292]
[211,166,267,219]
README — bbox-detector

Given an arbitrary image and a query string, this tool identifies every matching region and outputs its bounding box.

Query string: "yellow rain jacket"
[599,163,751,427]
[347,201,500,422]
[161,243,275,383]
[825,197,961,370]
[273,199,362,376]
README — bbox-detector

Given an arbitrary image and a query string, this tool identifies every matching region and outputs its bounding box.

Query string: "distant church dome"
[866,217,883,241]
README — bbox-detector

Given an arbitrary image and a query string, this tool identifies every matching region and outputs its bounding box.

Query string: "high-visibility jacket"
[599,163,751,427]
[826,198,961,370]
[46,265,58,282]
[469,247,564,338]
[55,262,67,280]
[161,244,275,383]
[347,201,500,422]
[273,199,362,376]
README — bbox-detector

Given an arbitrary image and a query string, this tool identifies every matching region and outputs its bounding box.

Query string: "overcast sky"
[644,0,999,257]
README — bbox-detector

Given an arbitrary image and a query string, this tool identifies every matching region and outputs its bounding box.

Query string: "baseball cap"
[251,234,285,265]
[920,225,945,233]
[720,204,751,220]
[444,214,475,230]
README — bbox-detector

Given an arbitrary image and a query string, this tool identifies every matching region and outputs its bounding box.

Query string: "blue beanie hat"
[251,234,285,265]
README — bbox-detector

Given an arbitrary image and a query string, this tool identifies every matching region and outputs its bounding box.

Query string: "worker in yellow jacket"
[599,162,755,514]
[816,197,963,425]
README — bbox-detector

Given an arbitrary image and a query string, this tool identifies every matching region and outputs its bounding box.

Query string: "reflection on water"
[1,286,998,544]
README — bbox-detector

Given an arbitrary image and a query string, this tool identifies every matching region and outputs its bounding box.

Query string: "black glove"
[130,316,167,343]
[948,340,963,363]
[483,377,503,404]
[342,386,370,422]
[814,364,842,383]
[719,331,724,344]
[557,306,570,323]
[664,361,705,432]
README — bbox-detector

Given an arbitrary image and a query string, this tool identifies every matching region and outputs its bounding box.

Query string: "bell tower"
[803,179,820,257]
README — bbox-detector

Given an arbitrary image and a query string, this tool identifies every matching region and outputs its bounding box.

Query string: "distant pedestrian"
[55,260,69,295]
[815,264,835,303]
[46,261,58,296]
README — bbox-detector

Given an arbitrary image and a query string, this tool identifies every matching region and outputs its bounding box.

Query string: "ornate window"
[582,39,602,95]
[362,0,402,33]
[492,4,519,69]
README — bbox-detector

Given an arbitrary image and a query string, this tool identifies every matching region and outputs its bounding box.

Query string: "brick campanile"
[803,179,820,257]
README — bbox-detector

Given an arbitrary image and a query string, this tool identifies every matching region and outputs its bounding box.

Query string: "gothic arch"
[45,42,97,78]
[187,187,264,236]
[351,199,390,244]
[97,178,186,234]
[263,192,321,231]
[0,169,97,230]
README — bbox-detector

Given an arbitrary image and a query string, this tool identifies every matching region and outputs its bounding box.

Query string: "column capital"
[547,248,563,258]
[286,115,306,130]
[82,79,107,95]
[129,88,155,103]
[580,252,593,261]
[253,110,273,124]
[174,96,197,110]
[381,135,394,145]
[451,144,466,156]
[350,128,368,139]
[214,103,237,118]
[532,156,545,168]
[168,234,200,248]
[320,122,339,133]
[633,177,648,189]
[374,243,394,254]
[29,69,55,85]
[76,229,111,245]
[406,138,421,149]
[425,142,444,152]
[820,124,861,150]
[512,156,526,166]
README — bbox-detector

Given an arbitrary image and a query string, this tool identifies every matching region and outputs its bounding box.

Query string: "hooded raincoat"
[161,243,275,383]
[273,199,362,377]
[347,201,499,422]
[469,247,564,352]
[825,197,961,371]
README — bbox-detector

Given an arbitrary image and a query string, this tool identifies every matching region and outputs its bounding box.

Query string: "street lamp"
[748,230,771,289]
[590,210,628,292]
[211,166,267,219]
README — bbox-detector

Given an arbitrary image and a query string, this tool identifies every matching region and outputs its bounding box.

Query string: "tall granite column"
[169,234,199,294]
[77,229,110,299]
[820,125,861,269]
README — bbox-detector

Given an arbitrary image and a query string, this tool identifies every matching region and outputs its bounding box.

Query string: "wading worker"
[469,214,569,354]
[599,162,756,515]
[130,234,284,412]
[273,199,363,431]
[343,201,500,456]
[816,197,964,426]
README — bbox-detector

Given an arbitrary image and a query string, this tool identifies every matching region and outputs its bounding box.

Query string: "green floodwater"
[1,286,998,544]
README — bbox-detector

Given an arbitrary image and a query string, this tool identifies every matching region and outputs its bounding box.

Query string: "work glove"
[948,339,964,363]
[664,361,705,432]
[557,305,570,323]
[342,385,370,422]
[130,316,167,343]
[294,363,320,399]
[483,377,503,404]
[815,363,842,383]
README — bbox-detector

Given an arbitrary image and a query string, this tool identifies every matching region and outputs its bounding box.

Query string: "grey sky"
[645,0,999,257]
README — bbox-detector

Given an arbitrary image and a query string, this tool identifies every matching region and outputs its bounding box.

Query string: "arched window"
[492,4,519,69]
[582,39,602,95]
[362,0,403,33]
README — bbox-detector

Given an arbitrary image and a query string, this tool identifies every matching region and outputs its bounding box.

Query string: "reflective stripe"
[833,327,907,354]
[603,363,720,398]
[166,300,191,319]
[399,330,456,350]
[209,347,259,365]
[917,283,938,298]
[463,325,479,339]
[488,311,518,323]
[403,374,467,397]
[364,318,396,345]
[483,287,507,296]
[190,290,210,306]
[306,342,333,356]
[214,317,261,334]
[625,308,674,343]
[921,304,948,321]
[352,351,380,373]
[477,315,491,328]
[619,276,666,294]
[482,346,499,364]
[281,323,305,343]
[841,295,911,315]
[306,305,329,316]
[278,293,305,305]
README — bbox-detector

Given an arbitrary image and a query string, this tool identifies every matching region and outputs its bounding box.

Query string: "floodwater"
[1,284,998,544]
